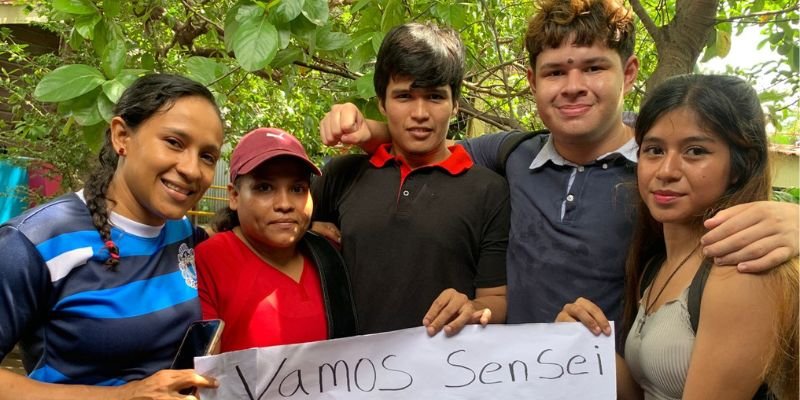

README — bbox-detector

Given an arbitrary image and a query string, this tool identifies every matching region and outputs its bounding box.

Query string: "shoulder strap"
[687,258,713,334]
[301,231,358,338]
[496,129,549,177]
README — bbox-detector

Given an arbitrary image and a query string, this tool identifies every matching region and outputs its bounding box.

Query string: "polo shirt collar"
[369,143,474,175]
[529,136,638,170]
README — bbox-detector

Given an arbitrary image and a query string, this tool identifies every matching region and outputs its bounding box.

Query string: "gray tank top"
[624,286,695,400]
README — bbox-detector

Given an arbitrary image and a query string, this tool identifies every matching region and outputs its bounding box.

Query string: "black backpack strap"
[495,130,549,177]
[301,231,358,338]
[686,259,771,399]
[687,258,713,334]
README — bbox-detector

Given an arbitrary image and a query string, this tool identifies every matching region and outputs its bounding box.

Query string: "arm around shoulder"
[702,201,799,272]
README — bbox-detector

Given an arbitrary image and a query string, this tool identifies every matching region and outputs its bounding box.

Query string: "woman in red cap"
[195,128,356,353]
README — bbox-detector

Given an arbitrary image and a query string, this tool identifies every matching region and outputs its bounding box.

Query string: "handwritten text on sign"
[195,322,616,400]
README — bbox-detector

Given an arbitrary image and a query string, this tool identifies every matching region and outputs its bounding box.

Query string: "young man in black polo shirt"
[312,22,509,336]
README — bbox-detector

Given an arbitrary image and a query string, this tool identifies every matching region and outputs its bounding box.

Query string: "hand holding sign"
[196,322,616,400]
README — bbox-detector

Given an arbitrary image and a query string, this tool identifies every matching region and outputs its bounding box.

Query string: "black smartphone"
[170,319,225,370]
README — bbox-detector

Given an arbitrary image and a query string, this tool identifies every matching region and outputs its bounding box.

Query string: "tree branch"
[293,60,359,80]
[717,5,800,22]
[180,0,225,34]
[479,0,516,120]
[463,58,525,81]
[630,0,661,41]
[458,101,522,131]
[463,81,530,99]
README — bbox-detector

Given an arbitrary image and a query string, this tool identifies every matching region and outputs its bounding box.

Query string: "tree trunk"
[633,0,720,98]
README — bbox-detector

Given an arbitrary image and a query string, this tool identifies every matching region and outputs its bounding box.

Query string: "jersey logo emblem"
[177,243,197,288]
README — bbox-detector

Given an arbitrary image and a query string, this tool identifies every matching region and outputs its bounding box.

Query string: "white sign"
[196,322,616,400]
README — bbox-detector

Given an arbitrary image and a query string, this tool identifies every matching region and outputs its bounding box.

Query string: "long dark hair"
[84,73,220,267]
[623,74,797,396]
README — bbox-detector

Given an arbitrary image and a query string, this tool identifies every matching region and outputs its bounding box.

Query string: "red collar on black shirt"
[369,143,474,181]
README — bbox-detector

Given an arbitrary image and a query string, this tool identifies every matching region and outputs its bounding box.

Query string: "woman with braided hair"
[0,73,224,399]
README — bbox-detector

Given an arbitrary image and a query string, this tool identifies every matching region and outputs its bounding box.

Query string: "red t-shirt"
[196,231,328,352]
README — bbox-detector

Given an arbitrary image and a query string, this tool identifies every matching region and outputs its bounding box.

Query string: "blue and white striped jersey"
[0,191,203,385]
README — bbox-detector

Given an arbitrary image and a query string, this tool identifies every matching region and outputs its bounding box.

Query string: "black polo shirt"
[313,144,509,334]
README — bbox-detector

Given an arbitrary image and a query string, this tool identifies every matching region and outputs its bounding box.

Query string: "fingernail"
[737,263,748,272]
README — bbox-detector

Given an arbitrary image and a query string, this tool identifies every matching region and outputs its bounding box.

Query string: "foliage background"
[0,0,797,196]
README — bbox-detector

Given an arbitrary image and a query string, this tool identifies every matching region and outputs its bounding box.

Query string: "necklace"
[636,242,701,334]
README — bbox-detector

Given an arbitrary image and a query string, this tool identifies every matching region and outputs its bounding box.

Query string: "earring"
[117,148,125,156]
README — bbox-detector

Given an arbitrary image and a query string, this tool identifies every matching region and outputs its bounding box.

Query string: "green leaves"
[224,3,265,52]
[58,89,104,126]
[34,65,106,102]
[315,29,350,51]
[355,73,376,99]
[231,12,279,71]
[185,57,230,85]
[102,72,141,103]
[272,47,305,68]
[701,23,731,62]
[274,0,304,23]
[434,3,469,27]
[301,0,329,26]
[101,36,127,78]
[53,0,97,15]
[104,0,121,18]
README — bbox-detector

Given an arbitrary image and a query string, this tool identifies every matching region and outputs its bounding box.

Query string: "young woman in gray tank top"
[557,74,798,400]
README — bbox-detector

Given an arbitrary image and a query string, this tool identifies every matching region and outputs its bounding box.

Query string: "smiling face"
[637,107,732,226]
[529,40,638,160]
[380,76,457,168]
[230,157,313,254]
[109,95,224,226]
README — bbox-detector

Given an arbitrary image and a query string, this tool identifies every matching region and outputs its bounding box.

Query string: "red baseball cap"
[228,127,321,182]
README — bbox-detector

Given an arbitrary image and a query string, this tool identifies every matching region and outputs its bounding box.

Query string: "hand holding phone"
[171,319,225,370]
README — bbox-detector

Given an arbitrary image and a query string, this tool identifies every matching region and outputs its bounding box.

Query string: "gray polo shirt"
[462,132,638,327]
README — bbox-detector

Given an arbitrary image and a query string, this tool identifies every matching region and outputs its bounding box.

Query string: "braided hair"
[84,73,219,268]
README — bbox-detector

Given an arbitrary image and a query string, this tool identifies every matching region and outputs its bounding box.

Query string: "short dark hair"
[374,22,465,102]
[525,0,635,68]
